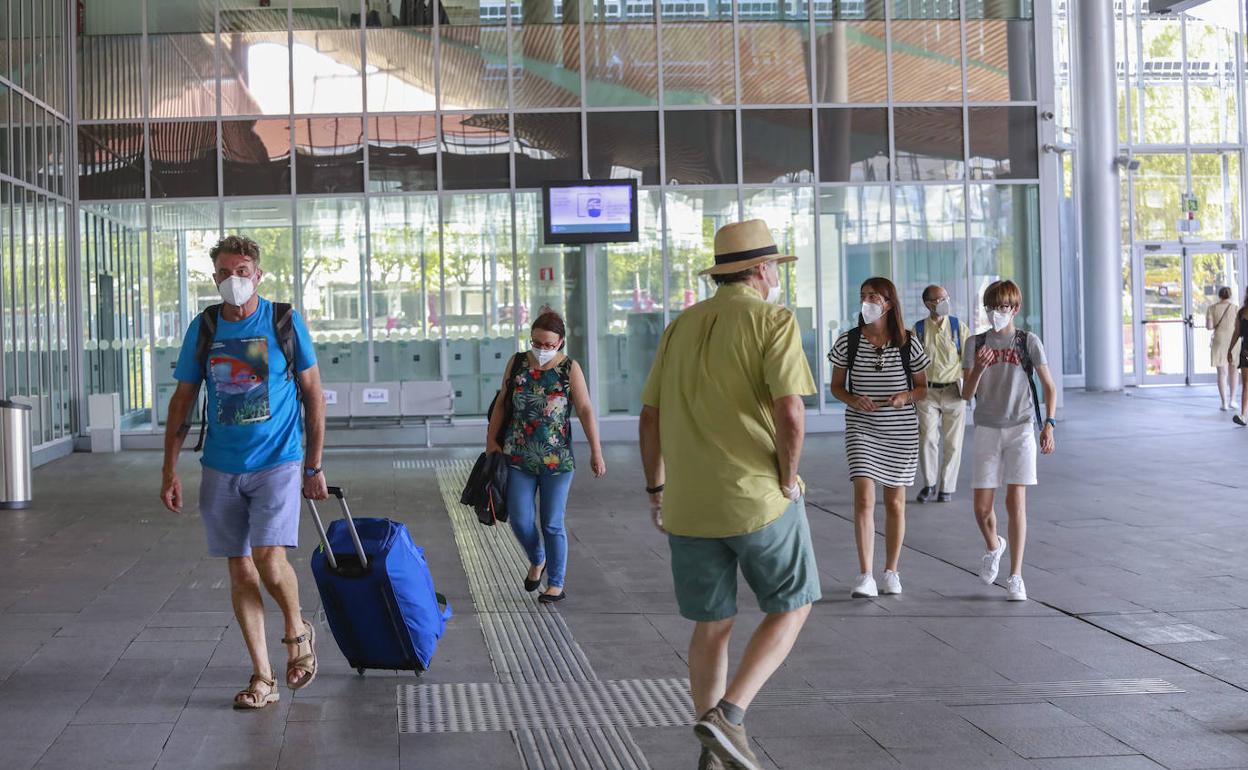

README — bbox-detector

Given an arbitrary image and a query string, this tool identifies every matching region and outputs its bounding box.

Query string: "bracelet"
[1044,417,1057,428]
[646,484,664,495]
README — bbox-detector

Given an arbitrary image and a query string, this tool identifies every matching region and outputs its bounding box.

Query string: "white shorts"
[971,424,1037,489]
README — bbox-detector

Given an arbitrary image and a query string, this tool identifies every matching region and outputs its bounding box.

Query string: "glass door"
[1136,243,1242,385]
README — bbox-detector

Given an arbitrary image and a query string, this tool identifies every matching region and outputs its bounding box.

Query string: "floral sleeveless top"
[502,355,575,476]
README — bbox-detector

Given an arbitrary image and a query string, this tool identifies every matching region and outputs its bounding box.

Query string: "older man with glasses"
[913,284,967,504]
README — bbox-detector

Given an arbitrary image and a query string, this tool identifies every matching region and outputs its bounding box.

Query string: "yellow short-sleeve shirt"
[641,282,816,538]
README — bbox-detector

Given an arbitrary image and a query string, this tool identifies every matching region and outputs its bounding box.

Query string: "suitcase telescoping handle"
[305,486,369,571]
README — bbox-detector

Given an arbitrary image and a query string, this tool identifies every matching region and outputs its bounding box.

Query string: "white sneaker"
[1006,575,1027,601]
[979,536,1007,585]
[850,573,878,598]
[880,570,902,595]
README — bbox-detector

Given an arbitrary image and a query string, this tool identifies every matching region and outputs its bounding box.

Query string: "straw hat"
[699,219,797,276]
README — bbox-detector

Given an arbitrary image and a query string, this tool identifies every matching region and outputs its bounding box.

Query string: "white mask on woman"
[990,309,1014,332]
[860,301,885,325]
[217,275,255,307]
[532,346,558,366]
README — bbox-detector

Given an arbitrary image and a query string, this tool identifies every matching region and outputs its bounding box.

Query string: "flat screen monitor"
[542,179,639,245]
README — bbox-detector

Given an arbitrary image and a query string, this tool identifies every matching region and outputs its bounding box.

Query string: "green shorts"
[667,500,822,622]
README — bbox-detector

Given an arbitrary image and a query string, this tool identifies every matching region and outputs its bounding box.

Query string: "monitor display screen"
[542,180,639,245]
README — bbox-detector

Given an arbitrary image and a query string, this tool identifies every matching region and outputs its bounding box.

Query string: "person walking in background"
[1226,289,1248,426]
[485,310,606,603]
[961,280,1057,602]
[913,284,967,504]
[160,235,326,710]
[639,220,820,770]
[1208,287,1240,412]
[829,277,929,599]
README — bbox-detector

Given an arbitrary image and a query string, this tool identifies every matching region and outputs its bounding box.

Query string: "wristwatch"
[1044,417,1057,429]
[303,466,323,478]
[646,484,664,495]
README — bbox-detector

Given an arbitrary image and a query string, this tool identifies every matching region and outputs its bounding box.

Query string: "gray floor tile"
[34,722,173,770]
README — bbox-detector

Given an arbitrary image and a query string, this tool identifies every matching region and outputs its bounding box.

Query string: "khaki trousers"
[916,384,966,493]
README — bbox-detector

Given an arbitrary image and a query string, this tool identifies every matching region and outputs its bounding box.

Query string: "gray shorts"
[198,461,302,557]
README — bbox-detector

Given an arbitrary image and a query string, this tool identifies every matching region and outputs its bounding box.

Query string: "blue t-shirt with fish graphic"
[174,298,317,474]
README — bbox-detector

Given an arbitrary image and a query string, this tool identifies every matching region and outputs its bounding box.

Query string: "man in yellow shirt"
[639,220,819,770]
[914,284,966,503]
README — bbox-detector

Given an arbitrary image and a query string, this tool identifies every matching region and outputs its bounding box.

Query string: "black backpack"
[840,326,913,395]
[972,329,1042,426]
[185,302,300,451]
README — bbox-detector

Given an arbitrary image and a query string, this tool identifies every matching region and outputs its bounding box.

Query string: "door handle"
[1184,315,1195,328]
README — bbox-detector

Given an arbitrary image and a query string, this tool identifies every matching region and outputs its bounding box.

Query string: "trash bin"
[0,399,32,509]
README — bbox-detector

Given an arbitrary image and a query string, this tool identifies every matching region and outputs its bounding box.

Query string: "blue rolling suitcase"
[306,487,452,675]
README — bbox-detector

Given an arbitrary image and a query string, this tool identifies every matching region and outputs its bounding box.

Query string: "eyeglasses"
[530,339,560,351]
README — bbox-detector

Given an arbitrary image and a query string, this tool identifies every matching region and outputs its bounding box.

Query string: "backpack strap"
[272,302,301,401]
[914,319,926,344]
[1015,329,1043,426]
[844,326,862,394]
[950,316,961,354]
[191,304,223,453]
[899,331,913,394]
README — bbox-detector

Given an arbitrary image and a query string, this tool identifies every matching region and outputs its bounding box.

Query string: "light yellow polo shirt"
[641,283,816,538]
[917,316,964,385]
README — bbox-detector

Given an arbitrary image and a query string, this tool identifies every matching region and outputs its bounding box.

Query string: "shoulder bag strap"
[899,331,913,394]
[844,326,861,394]
[191,305,222,453]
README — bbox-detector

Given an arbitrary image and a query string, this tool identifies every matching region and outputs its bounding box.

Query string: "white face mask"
[860,301,885,325]
[217,275,256,307]
[933,297,951,317]
[532,345,559,366]
[990,309,1015,332]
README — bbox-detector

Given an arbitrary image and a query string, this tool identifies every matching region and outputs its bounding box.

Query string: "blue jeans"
[507,468,574,588]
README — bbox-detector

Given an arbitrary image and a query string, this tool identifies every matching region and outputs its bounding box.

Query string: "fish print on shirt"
[211,337,271,425]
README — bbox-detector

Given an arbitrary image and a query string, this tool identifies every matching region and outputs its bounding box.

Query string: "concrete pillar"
[1075,0,1124,390]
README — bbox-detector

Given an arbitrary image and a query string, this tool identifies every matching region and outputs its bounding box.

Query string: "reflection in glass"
[368,115,438,192]
[584,25,659,107]
[662,0,731,21]
[292,30,364,114]
[441,113,510,190]
[77,33,144,120]
[442,193,514,415]
[223,119,292,196]
[893,0,958,19]
[373,0,444,25]
[294,117,364,194]
[894,107,964,181]
[664,189,737,310]
[220,32,292,115]
[369,196,442,345]
[587,111,660,185]
[150,121,219,198]
[149,34,217,119]
[1185,19,1239,145]
[665,111,736,185]
[514,113,582,188]
[968,106,1038,180]
[894,184,965,322]
[819,185,891,392]
[298,198,367,342]
[965,20,1036,102]
[0,90,9,178]
[969,184,1040,333]
[151,202,220,345]
[439,27,509,110]
[366,28,437,112]
[818,108,889,182]
[445,0,505,25]
[1190,153,1242,241]
[814,21,887,103]
[512,25,582,108]
[890,21,962,102]
[739,23,811,105]
[223,199,295,307]
[662,23,736,106]
[965,0,1032,18]
[78,124,146,200]
[1132,153,1184,241]
[743,188,819,406]
[595,189,662,414]
[742,110,813,184]
[515,191,584,360]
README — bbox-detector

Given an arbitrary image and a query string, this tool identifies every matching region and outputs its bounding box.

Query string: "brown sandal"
[233,674,279,710]
[282,620,317,690]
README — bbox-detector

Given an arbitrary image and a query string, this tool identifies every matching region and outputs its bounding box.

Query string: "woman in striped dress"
[829,277,929,599]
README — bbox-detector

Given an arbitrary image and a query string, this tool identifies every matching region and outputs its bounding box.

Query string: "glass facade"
[0,0,74,446]
[1056,1,1247,383]
[69,0,1043,432]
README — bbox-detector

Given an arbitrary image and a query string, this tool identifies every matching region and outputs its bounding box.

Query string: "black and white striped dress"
[829,331,929,487]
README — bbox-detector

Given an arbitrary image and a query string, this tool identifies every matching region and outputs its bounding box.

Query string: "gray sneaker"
[694,707,761,770]
[699,747,727,770]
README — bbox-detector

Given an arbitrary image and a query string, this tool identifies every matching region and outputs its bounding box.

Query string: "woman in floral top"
[485,310,606,603]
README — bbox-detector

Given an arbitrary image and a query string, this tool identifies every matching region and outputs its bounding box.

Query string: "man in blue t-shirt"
[159,235,327,710]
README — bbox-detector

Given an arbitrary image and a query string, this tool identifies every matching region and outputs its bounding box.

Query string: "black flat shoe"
[523,565,546,592]
[916,486,936,503]
[936,492,953,503]
[1235,415,1247,427]
[538,590,566,604]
